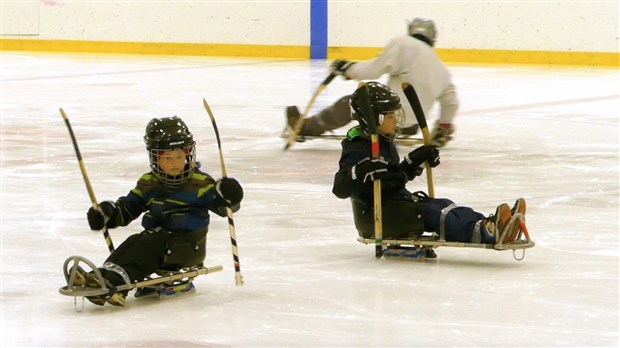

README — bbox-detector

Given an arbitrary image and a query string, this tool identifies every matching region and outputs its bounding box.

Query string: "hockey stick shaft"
[401,83,435,197]
[59,108,115,252]
[284,73,337,150]
[125,265,223,289]
[355,82,383,258]
[202,98,244,286]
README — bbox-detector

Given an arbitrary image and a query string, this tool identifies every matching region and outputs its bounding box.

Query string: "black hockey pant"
[99,228,169,286]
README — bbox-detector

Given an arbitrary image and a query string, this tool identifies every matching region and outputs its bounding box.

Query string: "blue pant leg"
[422,198,486,242]
[421,198,455,232]
[443,207,486,242]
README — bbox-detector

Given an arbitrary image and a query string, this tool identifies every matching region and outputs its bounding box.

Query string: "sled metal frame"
[357,213,535,261]
[59,255,223,310]
[358,236,534,261]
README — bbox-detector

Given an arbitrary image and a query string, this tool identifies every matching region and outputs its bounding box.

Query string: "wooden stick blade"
[402,82,428,130]
[402,83,435,197]
[354,82,378,135]
[59,107,115,252]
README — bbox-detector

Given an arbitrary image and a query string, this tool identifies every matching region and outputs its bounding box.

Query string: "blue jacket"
[106,169,237,233]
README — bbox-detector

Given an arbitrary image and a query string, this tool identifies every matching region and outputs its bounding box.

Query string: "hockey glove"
[352,157,389,183]
[87,201,116,230]
[216,177,244,206]
[401,165,424,181]
[330,59,356,77]
[404,145,440,169]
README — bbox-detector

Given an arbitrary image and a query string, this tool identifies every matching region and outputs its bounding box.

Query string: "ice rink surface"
[1,52,618,347]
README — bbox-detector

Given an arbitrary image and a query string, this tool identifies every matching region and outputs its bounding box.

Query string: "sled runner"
[358,212,534,261]
[358,235,534,261]
[59,255,222,311]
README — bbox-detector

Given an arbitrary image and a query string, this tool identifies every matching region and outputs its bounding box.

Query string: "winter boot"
[482,203,512,244]
[506,198,527,243]
[87,272,127,306]
[431,122,455,147]
[511,197,526,216]
[75,268,127,307]
[72,267,105,306]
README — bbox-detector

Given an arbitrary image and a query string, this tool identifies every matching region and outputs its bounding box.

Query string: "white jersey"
[346,35,458,127]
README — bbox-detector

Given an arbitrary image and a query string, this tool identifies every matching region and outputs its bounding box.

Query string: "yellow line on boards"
[1,39,617,67]
[328,46,619,67]
[0,39,309,59]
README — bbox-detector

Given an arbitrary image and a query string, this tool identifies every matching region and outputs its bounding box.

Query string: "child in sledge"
[332,82,526,249]
[76,116,243,306]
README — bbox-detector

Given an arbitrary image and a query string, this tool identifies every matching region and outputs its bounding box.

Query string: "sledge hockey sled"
[59,255,222,311]
[358,212,534,261]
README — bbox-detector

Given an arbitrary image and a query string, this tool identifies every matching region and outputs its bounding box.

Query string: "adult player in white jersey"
[286,18,458,147]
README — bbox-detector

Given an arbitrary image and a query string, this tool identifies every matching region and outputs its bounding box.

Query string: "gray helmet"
[144,116,196,188]
[408,18,436,46]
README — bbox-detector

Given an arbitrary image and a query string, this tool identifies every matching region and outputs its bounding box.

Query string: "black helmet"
[350,81,405,138]
[144,116,196,188]
[144,116,194,149]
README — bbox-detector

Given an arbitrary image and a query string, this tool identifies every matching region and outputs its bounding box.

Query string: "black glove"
[382,171,407,187]
[404,145,440,168]
[87,201,116,230]
[401,165,424,181]
[352,157,389,183]
[330,59,355,77]
[216,177,243,206]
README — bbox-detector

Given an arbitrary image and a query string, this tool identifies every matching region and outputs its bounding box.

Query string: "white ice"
[1,52,618,347]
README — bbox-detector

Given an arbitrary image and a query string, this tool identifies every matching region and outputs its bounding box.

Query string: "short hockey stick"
[355,82,383,258]
[59,108,115,252]
[202,98,244,286]
[283,73,337,150]
[402,83,435,197]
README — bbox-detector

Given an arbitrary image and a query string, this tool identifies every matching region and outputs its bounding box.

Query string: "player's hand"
[216,177,244,206]
[330,59,355,77]
[401,165,424,181]
[405,145,440,168]
[87,201,116,230]
[353,157,389,183]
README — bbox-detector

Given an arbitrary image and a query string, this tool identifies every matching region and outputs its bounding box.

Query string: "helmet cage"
[377,107,406,140]
[143,116,196,188]
[148,143,196,188]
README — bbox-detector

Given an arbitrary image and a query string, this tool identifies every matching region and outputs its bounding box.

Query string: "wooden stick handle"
[401,83,435,197]
[202,99,244,286]
[59,108,115,252]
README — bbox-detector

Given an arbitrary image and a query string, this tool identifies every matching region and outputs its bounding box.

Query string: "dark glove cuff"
[216,179,244,206]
